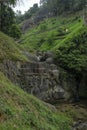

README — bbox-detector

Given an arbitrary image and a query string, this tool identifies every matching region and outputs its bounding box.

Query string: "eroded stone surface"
[19,61,65,101]
[0,52,87,102]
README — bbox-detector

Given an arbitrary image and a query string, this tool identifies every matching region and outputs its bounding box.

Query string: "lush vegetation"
[9,24,21,39]
[0,0,21,38]
[54,25,87,73]
[20,13,87,98]
[20,12,87,74]
[0,71,72,130]
[0,5,14,34]
[54,24,87,98]
[20,14,82,51]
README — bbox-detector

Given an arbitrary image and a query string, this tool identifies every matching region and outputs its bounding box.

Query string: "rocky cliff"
[0,51,87,102]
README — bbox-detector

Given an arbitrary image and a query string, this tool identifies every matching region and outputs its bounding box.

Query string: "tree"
[0,4,15,34]
[0,0,19,35]
[16,3,39,23]
[0,0,19,6]
[25,3,39,18]
[9,24,21,38]
[40,0,87,14]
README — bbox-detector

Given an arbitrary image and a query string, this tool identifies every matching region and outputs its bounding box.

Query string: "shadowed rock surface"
[0,51,87,102]
[72,121,87,130]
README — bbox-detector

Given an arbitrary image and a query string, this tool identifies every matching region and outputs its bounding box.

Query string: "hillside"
[0,0,87,130]
[0,71,72,130]
[20,14,87,99]
[0,29,87,130]
[0,31,27,61]
[0,30,73,130]
[20,14,82,51]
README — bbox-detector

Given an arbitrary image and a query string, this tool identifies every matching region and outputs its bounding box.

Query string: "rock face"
[19,60,65,102]
[0,52,87,102]
[0,52,66,102]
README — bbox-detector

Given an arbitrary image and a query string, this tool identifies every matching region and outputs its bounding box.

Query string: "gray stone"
[72,121,87,130]
[46,57,53,64]
[1,51,86,103]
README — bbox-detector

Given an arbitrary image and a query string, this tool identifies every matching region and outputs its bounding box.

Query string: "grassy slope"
[0,32,72,129]
[20,14,83,52]
[0,31,27,61]
[0,71,72,130]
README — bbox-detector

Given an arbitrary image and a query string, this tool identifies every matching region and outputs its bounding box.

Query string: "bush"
[55,26,87,74]
[9,24,22,39]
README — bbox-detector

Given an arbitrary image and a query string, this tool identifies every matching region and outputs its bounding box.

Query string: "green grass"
[0,32,28,61]
[20,15,83,52]
[0,71,72,130]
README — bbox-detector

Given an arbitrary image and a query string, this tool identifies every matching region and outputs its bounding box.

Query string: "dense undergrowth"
[0,71,72,130]
[55,25,87,72]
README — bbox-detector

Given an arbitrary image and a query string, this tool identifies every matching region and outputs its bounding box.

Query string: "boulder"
[46,57,53,64]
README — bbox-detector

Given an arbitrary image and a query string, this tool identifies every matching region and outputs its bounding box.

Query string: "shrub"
[9,24,22,39]
[55,26,87,74]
